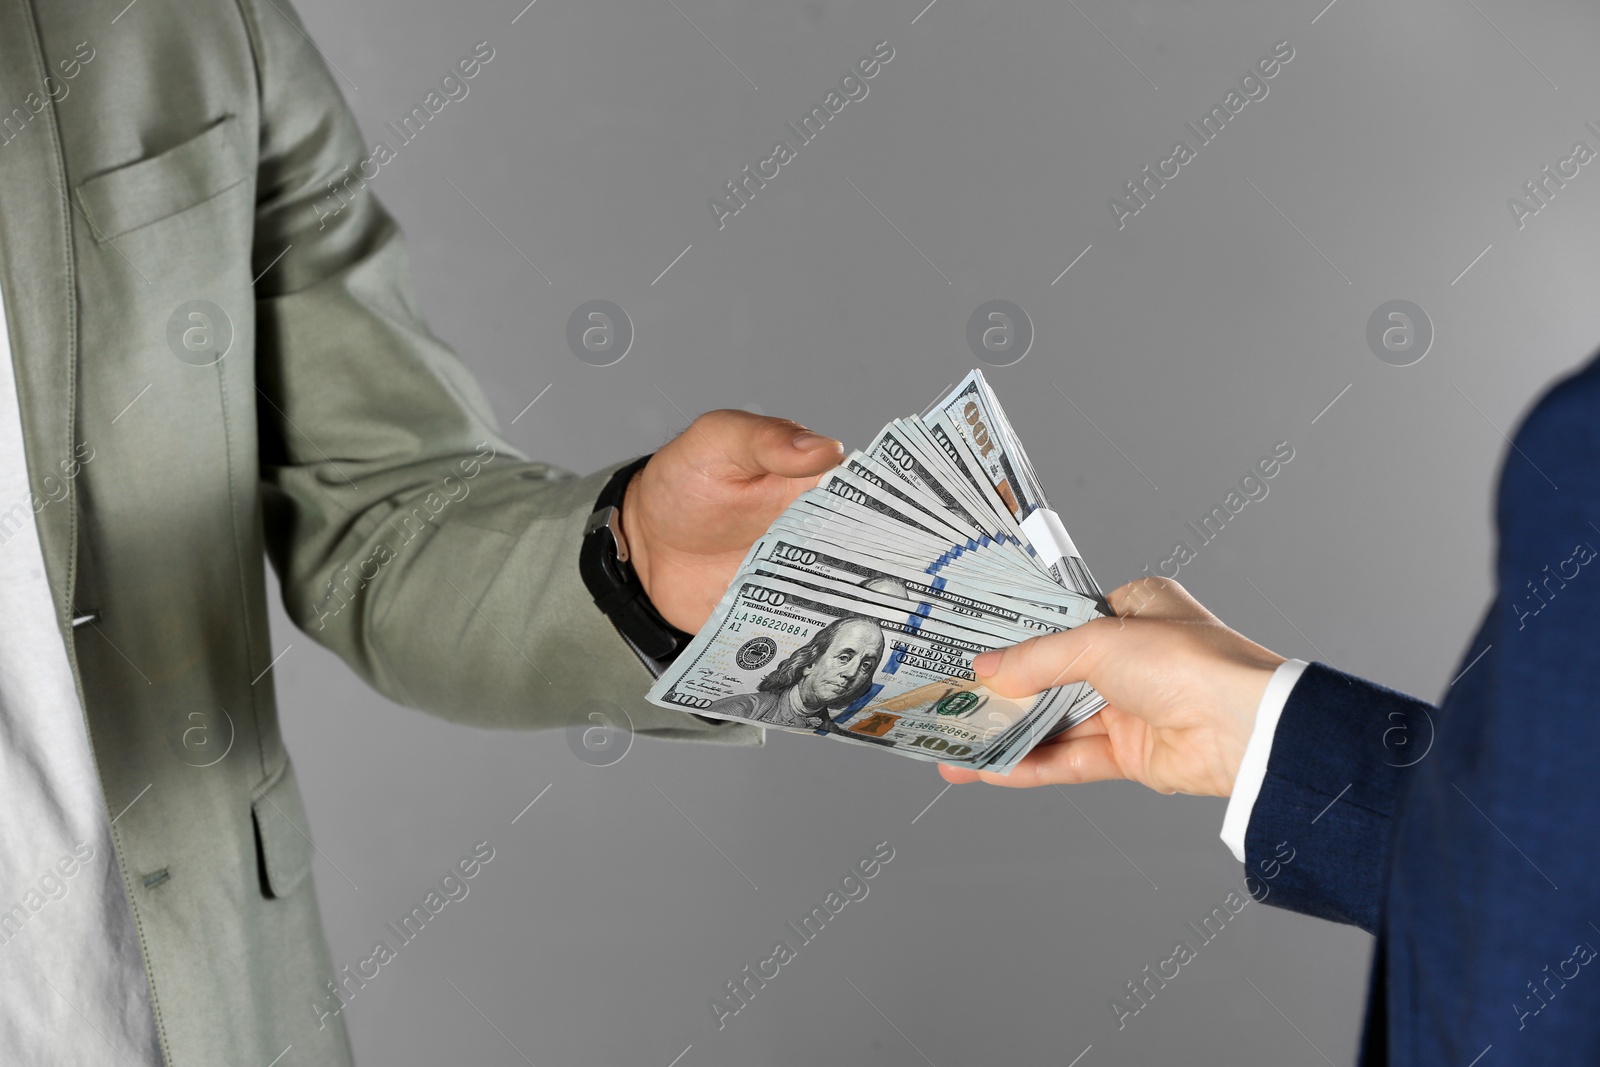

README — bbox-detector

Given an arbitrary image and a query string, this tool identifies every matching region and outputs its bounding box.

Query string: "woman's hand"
[940,578,1285,797]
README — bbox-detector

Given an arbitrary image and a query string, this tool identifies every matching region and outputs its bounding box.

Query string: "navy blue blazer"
[1246,356,1600,1064]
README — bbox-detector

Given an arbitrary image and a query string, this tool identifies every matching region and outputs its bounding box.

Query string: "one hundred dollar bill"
[646,575,1084,771]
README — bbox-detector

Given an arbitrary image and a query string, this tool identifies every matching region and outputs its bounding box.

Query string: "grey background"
[265,1,1600,1064]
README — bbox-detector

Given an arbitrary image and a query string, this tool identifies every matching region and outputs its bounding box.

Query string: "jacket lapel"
[0,0,80,625]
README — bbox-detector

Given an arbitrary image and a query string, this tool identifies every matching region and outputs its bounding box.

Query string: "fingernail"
[971,650,1000,676]
[791,432,833,451]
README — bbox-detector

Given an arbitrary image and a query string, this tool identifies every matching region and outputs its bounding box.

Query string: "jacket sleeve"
[1244,663,1436,934]
[238,0,759,744]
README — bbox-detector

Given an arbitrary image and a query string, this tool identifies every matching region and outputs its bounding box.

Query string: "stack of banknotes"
[646,370,1109,772]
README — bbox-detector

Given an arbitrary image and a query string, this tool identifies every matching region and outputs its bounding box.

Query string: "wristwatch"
[579,454,695,678]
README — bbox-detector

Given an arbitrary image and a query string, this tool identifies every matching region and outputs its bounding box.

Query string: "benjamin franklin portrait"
[706,616,886,730]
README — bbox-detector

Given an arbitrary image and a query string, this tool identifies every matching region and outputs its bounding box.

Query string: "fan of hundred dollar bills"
[646,370,1110,773]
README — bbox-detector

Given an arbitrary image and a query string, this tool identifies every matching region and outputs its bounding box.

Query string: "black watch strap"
[579,454,695,672]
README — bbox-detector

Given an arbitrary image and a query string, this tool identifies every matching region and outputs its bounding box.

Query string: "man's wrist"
[579,454,691,673]
[603,462,719,722]
[619,464,651,597]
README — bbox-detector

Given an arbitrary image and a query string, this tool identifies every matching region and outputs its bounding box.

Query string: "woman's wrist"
[1210,649,1286,795]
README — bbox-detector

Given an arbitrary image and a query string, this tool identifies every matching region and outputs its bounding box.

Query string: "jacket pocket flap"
[76,114,246,242]
[251,757,314,899]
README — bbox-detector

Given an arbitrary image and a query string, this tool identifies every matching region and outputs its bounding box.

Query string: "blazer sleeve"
[237,0,759,743]
[1243,663,1436,934]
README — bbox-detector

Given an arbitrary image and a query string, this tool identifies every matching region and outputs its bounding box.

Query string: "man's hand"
[939,578,1285,797]
[621,410,844,634]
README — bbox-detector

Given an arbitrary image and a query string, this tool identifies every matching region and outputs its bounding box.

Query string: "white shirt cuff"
[1220,658,1310,863]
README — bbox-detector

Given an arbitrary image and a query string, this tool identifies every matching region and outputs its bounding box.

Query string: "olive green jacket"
[0,1,757,1062]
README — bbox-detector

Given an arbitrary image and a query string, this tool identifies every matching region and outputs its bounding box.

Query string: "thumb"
[680,409,844,481]
[972,617,1123,699]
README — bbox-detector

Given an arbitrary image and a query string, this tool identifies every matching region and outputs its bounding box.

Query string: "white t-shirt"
[0,281,162,1063]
